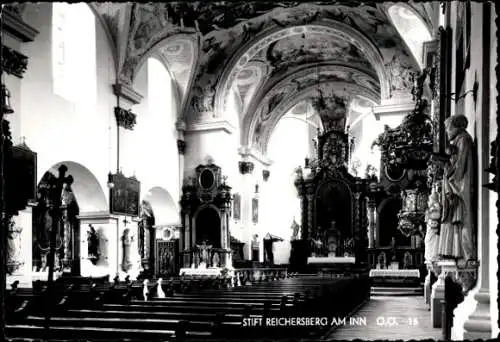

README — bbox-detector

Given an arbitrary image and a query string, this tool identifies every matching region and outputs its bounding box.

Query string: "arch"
[243,62,379,136]
[42,161,108,213]
[385,3,432,68]
[215,21,391,122]
[143,186,179,226]
[132,33,199,114]
[247,82,380,155]
[193,204,222,248]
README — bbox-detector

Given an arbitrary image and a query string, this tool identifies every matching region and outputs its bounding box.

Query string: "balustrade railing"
[367,247,424,270]
[180,248,231,268]
[232,268,288,285]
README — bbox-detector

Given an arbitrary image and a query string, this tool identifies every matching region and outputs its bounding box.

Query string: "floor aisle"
[326,296,442,340]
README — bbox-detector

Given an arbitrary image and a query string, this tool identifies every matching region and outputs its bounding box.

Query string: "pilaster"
[176,121,187,202]
[238,160,255,260]
[366,197,376,248]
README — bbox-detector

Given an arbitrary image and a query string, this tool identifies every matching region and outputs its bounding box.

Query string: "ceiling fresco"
[87,1,434,152]
[249,80,379,154]
[156,36,198,108]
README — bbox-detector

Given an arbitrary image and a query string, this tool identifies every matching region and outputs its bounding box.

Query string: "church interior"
[0,1,498,341]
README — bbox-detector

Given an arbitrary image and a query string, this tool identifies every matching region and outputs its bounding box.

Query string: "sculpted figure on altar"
[196,240,212,267]
[438,115,476,261]
[424,187,441,263]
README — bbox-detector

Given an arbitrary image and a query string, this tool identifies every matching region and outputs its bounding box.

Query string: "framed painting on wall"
[252,198,259,224]
[109,172,140,217]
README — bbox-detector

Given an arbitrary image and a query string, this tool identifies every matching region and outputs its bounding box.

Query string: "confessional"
[291,129,369,272]
[179,163,232,275]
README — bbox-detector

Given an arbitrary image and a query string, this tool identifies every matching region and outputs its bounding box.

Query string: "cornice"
[371,100,415,120]
[2,8,39,43]
[186,119,236,135]
[112,83,144,105]
[238,146,273,167]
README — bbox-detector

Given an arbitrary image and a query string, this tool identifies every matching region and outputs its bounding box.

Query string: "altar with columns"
[179,163,233,276]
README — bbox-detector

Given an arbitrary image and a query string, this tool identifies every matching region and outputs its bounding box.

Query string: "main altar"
[291,126,369,273]
[179,163,233,277]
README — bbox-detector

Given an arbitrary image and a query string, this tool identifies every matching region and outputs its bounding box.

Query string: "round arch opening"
[45,161,108,213]
[143,186,179,227]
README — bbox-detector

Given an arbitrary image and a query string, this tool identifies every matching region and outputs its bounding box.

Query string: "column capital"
[177,139,186,155]
[2,6,39,43]
[1,44,28,78]
[262,170,270,182]
[114,106,137,130]
[238,161,254,175]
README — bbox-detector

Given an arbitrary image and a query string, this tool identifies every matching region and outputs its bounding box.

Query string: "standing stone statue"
[122,228,133,272]
[87,224,100,264]
[438,115,476,261]
[424,187,441,263]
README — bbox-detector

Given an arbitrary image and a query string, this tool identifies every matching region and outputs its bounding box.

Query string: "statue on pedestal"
[424,187,441,263]
[438,115,476,261]
[87,224,100,265]
[122,228,133,272]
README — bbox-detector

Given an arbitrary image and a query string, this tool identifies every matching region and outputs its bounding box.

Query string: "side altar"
[179,163,233,277]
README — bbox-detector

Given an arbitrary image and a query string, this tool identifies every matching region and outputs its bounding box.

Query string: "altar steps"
[370,286,423,296]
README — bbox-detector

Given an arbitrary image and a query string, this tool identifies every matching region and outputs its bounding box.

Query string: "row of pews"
[6,270,371,341]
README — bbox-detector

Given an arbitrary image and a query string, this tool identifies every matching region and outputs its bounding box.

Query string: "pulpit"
[292,129,369,272]
[179,163,233,276]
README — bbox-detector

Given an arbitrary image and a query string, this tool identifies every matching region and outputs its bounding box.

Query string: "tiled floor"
[325,296,442,340]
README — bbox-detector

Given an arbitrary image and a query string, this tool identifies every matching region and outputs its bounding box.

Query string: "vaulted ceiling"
[89,1,436,153]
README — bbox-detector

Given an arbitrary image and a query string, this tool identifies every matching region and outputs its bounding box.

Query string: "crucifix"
[123,217,130,227]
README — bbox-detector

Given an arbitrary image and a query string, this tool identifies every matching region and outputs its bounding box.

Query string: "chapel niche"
[180,163,232,271]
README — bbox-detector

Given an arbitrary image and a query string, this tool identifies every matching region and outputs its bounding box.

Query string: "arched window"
[388,4,432,68]
[147,57,176,122]
[52,3,96,104]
